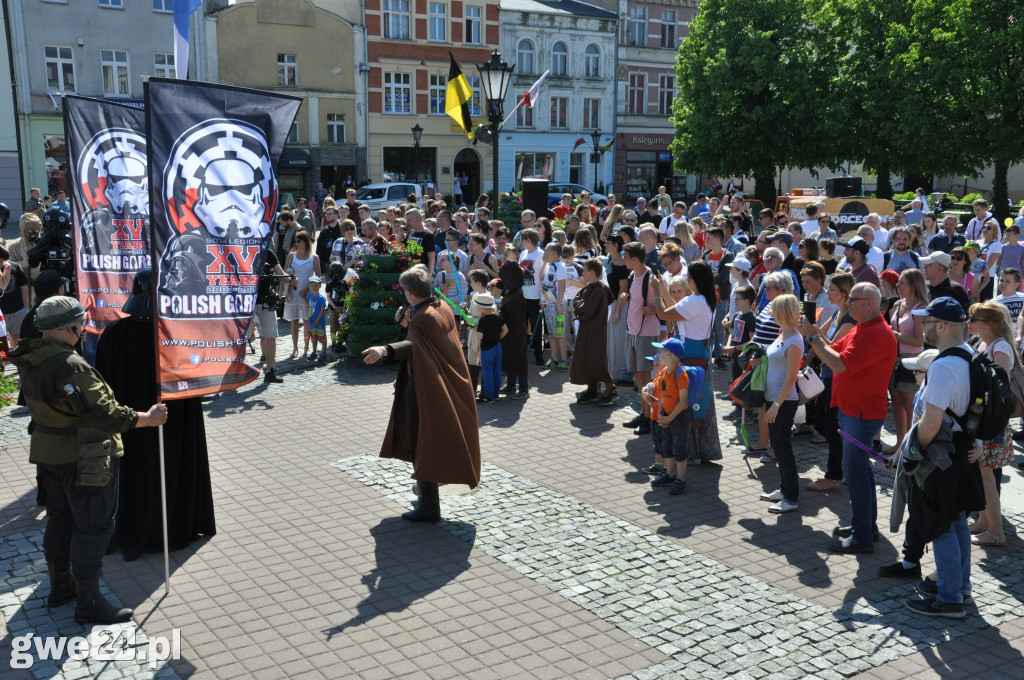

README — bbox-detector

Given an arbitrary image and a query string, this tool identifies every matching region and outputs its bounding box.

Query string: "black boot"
[264,368,283,383]
[46,561,76,607]
[402,481,441,522]
[633,416,652,435]
[74,578,133,624]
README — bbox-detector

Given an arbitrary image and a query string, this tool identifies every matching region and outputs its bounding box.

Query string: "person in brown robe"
[570,259,617,405]
[498,261,529,397]
[363,265,481,521]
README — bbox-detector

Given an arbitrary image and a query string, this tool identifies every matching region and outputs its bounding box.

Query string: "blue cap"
[911,296,966,322]
[651,337,686,360]
[644,355,659,363]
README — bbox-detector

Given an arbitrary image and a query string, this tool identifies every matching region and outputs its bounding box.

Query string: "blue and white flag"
[173,0,203,79]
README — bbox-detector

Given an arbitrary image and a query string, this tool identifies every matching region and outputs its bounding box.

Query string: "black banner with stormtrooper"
[64,96,149,334]
[146,78,300,399]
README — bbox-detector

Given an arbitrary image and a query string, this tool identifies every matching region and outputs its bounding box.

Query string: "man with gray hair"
[362,265,481,521]
[866,212,890,251]
[801,282,897,554]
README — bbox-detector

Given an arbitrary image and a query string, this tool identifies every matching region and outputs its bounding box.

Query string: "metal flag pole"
[157,420,171,596]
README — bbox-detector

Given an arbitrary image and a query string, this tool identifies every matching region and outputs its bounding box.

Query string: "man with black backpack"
[900,297,989,618]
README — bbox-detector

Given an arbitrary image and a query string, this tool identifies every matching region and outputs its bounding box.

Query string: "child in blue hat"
[648,338,691,495]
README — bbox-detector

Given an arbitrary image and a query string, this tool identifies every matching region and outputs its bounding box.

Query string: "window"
[583,98,600,130]
[551,42,567,76]
[101,49,130,96]
[550,97,568,129]
[154,53,175,78]
[466,76,482,117]
[628,73,646,114]
[659,74,675,116]
[288,120,300,144]
[384,72,412,114]
[429,3,446,42]
[44,45,75,92]
[517,39,534,75]
[277,54,297,86]
[584,44,599,78]
[327,114,346,144]
[515,151,553,185]
[383,0,411,40]
[630,7,647,47]
[661,10,677,48]
[516,104,533,129]
[99,0,123,7]
[464,6,481,45]
[153,0,173,11]
[429,74,446,115]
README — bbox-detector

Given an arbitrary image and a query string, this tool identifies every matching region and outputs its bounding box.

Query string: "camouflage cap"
[35,296,86,332]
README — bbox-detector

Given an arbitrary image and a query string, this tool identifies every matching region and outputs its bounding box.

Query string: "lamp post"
[477,50,514,202]
[590,130,603,194]
[411,123,422,186]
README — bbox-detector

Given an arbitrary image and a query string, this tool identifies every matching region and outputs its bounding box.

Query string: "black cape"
[96,316,216,560]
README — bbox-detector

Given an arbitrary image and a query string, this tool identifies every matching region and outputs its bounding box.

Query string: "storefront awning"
[278,147,311,169]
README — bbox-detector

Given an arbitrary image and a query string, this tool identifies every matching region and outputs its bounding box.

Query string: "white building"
[0,1,21,224]
[499,0,618,195]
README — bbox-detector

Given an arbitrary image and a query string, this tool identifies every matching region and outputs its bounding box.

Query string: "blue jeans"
[82,332,100,368]
[480,344,502,398]
[837,412,882,547]
[932,512,971,605]
[712,300,729,358]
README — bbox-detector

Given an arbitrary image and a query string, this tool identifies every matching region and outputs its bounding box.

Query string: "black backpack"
[937,346,1011,441]
[627,269,651,305]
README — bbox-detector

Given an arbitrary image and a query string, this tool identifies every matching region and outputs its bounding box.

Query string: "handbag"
[796,366,824,405]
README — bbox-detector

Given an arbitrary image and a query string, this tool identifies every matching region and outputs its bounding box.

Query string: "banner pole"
[157,420,171,596]
[500,100,521,129]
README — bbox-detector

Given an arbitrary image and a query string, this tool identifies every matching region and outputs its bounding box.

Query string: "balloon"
[1005,217,1014,227]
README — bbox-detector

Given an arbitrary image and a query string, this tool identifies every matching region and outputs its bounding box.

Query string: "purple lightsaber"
[838,429,889,463]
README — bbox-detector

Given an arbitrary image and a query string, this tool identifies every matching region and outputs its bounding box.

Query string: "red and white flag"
[519,70,551,108]
[572,137,586,151]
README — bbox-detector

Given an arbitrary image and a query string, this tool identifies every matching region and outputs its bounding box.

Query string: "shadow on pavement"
[323,517,474,640]
[738,516,834,589]
[643,464,731,538]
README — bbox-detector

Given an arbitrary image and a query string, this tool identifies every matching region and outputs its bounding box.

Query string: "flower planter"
[347,324,400,340]
[358,272,402,286]
[363,255,399,273]
[349,307,398,323]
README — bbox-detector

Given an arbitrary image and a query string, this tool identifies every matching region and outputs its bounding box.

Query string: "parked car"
[356,183,422,211]
[546,183,609,208]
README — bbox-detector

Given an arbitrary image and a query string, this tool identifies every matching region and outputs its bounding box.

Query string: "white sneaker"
[768,499,799,514]
[760,489,783,502]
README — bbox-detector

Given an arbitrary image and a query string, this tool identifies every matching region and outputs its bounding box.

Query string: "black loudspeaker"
[826,177,862,197]
[521,178,553,219]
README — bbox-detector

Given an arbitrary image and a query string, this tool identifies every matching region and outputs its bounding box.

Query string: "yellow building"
[207,0,366,201]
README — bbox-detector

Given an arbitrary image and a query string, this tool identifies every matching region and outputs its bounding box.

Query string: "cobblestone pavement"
[1,324,1023,679]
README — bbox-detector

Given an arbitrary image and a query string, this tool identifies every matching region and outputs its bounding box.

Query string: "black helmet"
[329,262,344,279]
[43,206,71,231]
[122,268,153,318]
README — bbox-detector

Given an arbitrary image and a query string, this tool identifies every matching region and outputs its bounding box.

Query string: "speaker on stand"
[521,178,554,219]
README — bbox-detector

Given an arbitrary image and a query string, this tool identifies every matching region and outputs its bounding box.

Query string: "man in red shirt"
[553,193,574,220]
[801,282,896,554]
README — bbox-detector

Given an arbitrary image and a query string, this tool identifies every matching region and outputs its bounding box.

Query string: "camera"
[256,262,286,311]
[28,207,75,294]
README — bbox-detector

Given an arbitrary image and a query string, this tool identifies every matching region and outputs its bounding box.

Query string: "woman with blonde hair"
[574,228,597,262]
[760,293,804,514]
[675,220,700,263]
[964,302,1017,546]
[600,204,624,241]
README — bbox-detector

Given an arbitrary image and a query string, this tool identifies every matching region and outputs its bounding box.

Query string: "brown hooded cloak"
[570,280,614,386]
[498,261,528,376]
[381,298,481,488]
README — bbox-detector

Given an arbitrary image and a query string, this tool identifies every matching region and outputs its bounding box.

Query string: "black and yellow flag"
[446,52,474,139]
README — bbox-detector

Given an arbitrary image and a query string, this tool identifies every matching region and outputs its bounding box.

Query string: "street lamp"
[411,123,422,185]
[590,130,603,194]
[477,49,514,202]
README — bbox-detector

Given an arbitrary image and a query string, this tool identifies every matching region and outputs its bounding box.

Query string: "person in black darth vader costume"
[95,268,216,561]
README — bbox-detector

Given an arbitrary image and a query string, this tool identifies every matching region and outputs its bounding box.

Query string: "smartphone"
[802,294,816,322]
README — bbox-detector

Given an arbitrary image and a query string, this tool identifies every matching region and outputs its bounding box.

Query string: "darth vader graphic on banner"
[147,78,300,399]
[64,96,149,333]
[158,118,275,317]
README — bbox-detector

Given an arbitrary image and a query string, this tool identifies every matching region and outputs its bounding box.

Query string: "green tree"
[903,0,1024,220]
[672,0,839,208]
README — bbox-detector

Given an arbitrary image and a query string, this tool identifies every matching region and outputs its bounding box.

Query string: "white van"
[356,183,422,212]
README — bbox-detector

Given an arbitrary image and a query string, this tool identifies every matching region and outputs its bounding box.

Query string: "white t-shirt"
[995,293,1024,334]
[915,343,973,429]
[520,248,543,300]
[672,295,713,341]
[562,261,582,302]
[873,226,891,251]
[540,260,566,305]
[659,214,687,238]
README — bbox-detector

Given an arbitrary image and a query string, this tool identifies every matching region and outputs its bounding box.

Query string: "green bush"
[960,192,984,204]
[892,191,916,202]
